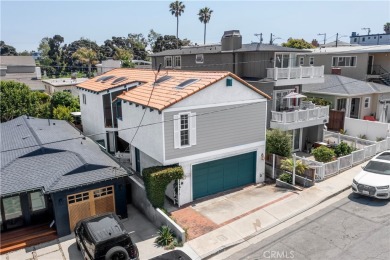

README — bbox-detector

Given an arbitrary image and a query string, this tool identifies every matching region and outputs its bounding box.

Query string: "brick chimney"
[331,68,341,75]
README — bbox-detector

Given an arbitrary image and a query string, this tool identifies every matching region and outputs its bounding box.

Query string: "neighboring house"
[350,31,390,46]
[0,56,44,91]
[96,59,122,75]
[319,40,358,48]
[303,74,390,126]
[42,77,88,97]
[296,45,390,85]
[0,116,128,237]
[150,30,328,153]
[78,68,270,205]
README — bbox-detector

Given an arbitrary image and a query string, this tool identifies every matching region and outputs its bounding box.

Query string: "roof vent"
[176,79,199,89]
[155,75,172,84]
[111,77,128,85]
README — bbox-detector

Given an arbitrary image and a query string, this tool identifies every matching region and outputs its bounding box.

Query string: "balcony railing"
[271,106,329,124]
[267,66,324,80]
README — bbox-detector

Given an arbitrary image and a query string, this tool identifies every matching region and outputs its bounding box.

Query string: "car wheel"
[105,246,129,260]
[76,241,81,251]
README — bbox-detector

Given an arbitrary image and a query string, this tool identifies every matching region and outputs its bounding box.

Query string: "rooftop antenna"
[254,33,263,44]
[361,28,371,35]
[270,34,281,45]
[153,63,162,85]
[317,33,326,45]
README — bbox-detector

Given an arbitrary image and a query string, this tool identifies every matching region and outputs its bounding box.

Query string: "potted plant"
[280,158,313,187]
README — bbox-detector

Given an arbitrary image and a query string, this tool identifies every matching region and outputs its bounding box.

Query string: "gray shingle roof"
[149,43,309,56]
[0,116,127,196]
[303,74,390,96]
[0,56,36,67]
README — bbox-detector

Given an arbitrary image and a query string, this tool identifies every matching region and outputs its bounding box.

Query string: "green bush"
[303,97,332,107]
[266,129,292,157]
[311,146,335,163]
[155,226,174,247]
[334,141,353,157]
[280,158,308,175]
[376,137,385,142]
[358,134,367,140]
[143,165,184,208]
[279,173,292,184]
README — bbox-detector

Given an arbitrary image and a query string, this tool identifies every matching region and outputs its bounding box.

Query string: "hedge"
[143,165,184,208]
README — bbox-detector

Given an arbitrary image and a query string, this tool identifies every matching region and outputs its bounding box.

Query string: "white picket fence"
[299,132,390,181]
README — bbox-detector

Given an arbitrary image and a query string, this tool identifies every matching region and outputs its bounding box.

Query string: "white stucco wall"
[344,117,389,141]
[117,103,164,163]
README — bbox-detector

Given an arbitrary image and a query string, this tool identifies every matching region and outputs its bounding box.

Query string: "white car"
[352,151,390,199]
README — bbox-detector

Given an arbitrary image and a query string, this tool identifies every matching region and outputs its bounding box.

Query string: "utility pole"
[336,33,339,47]
[270,33,273,45]
[318,33,326,45]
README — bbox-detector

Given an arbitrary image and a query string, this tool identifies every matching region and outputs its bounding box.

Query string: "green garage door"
[192,152,256,200]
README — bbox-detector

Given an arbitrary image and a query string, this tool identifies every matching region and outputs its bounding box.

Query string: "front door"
[275,54,290,68]
[290,129,302,151]
[367,55,374,75]
[350,98,360,118]
[29,192,51,225]
[274,90,294,111]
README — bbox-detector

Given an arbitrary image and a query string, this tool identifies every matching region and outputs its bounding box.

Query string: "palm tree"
[169,1,185,48]
[198,7,213,45]
[72,47,98,77]
[384,22,390,34]
[280,158,308,175]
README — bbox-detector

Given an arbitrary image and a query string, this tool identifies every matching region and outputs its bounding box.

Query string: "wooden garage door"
[67,186,115,231]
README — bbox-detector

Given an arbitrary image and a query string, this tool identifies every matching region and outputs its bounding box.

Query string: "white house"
[43,78,87,97]
[77,69,270,205]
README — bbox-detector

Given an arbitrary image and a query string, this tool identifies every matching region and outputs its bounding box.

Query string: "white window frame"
[195,54,204,64]
[82,94,86,105]
[174,56,181,68]
[332,56,357,67]
[173,112,196,149]
[299,57,304,66]
[164,56,173,68]
[309,57,314,65]
[364,97,370,108]
[336,98,347,111]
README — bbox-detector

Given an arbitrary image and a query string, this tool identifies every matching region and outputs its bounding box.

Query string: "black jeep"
[74,213,139,260]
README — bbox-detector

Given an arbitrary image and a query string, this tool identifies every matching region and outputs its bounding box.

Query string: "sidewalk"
[186,162,361,259]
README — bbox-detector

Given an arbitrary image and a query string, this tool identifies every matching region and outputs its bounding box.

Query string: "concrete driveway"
[2,205,167,260]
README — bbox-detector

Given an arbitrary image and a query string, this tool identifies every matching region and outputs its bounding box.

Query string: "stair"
[0,223,57,254]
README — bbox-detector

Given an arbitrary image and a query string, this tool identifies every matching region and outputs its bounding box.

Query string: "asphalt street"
[226,191,390,260]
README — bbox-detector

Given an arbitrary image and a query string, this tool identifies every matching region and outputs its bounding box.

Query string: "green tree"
[127,33,148,60]
[18,50,32,56]
[266,129,292,157]
[282,38,315,49]
[169,1,185,48]
[114,48,135,68]
[72,47,98,77]
[0,41,17,56]
[53,105,73,122]
[0,81,50,122]
[147,29,162,50]
[198,7,213,45]
[384,22,390,34]
[51,91,79,111]
[152,35,191,53]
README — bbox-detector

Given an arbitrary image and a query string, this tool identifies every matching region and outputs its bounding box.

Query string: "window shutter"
[174,115,180,149]
[190,112,197,146]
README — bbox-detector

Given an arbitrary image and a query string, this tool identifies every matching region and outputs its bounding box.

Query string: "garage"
[192,152,256,200]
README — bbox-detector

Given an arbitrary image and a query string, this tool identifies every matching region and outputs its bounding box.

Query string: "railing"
[271,106,329,123]
[267,66,324,80]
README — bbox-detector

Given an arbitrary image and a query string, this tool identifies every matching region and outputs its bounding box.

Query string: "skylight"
[111,77,128,85]
[176,78,199,89]
[155,75,172,84]
[101,75,116,83]
[95,76,108,82]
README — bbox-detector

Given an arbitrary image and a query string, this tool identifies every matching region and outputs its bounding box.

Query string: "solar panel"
[101,75,116,83]
[111,77,128,84]
[176,79,199,89]
[95,76,108,82]
[155,75,172,84]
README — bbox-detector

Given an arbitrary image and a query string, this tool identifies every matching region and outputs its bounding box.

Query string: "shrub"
[358,134,367,140]
[303,97,332,107]
[334,141,353,157]
[143,165,184,208]
[339,129,347,135]
[266,129,292,157]
[311,146,335,163]
[376,137,385,142]
[279,173,292,184]
[280,158,308,175]
[155,226,174,247]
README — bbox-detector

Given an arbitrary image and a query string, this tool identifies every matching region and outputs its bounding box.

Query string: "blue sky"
[1,1,389,52]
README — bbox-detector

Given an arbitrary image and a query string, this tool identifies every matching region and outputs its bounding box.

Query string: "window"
[195,54,204,64]
[354,38,357,42]
[174,56,181,68]
[368,37,371,40]
[116,101,122,120]
[362,37,365,42]
[374,36,377,39]
[364,97,370,108]
[164,56,172,68]
[380,36,383,39]
[173,112,196,148]
[299,57,304,65]
[63,89,71,93]
[3,196,22,220]
[82,94,87,104]
[30,191,46,211]
[309,57,314,65]
[332,56,357,67]
[337,98,347,111]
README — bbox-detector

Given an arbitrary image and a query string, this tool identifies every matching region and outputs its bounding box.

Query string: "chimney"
[331,68,341,75]
[221,30,242,51]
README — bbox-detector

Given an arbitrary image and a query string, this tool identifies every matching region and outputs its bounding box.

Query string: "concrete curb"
[201,185,352,260]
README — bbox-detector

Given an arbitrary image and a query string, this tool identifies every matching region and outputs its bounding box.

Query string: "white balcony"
[267,66,325,86]
[270,106,329,131]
